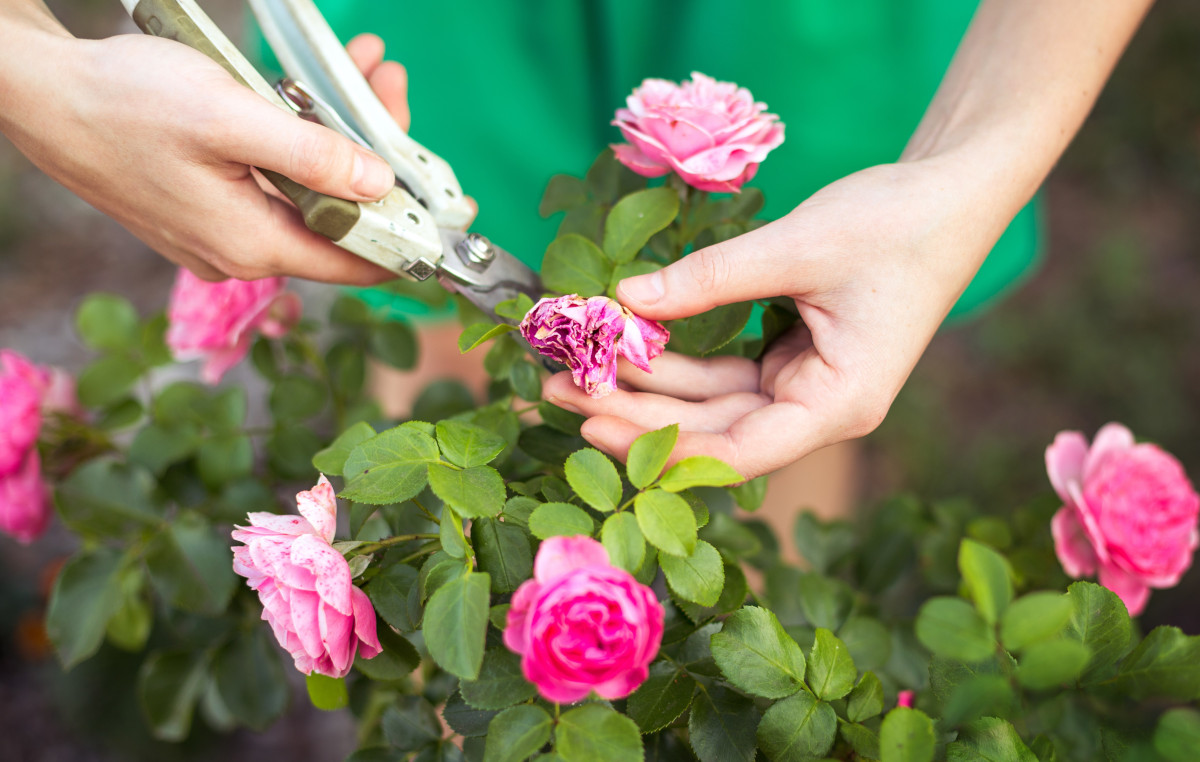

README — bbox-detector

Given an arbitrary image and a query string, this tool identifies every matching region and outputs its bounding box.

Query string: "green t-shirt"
[261,0,1040,322]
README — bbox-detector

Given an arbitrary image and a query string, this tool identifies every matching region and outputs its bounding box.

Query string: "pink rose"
[519,295,669,399]
[504,536,664,703]
[231,475,381,677]
[0,451,50,544]
[897,690,915,709]
[612,72,785,193]
[166,269,301,384]
[1047,423,1200,615]
[0,351,44,474]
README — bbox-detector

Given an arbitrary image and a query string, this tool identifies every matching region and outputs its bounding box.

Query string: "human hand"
[542,158,1013,479]
[0,25,410,284]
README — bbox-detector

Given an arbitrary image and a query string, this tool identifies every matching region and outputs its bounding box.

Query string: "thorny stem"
[412,498,440,525]
[352,533,438,556]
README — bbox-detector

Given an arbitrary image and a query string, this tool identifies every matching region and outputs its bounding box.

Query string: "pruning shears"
[120,0,543,325]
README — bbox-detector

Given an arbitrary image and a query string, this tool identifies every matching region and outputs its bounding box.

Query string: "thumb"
[220,90,395,202]
[615,224,789,320]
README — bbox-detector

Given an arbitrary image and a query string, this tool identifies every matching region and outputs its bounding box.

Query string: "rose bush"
[6,75,1200,762]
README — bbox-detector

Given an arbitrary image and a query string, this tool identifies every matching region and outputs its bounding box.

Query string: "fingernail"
[352,151,394,198]
[546,396,581,415]
[619,271,665,306]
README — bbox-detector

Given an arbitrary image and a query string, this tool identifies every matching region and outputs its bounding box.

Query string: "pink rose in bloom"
[0,351,44,474]
[612,71,785,193]
[519,295,669,399]
[0,451,50,544]
[504,535,664,704]
[166,268,301,384]
[231,475,381,678]
[1047,423,1200,615]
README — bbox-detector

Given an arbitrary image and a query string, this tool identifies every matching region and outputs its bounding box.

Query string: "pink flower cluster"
[613,72,785,193]
[232,476,381,678]
[166,269,300,384]
[504,536,664,703]
[0,350,77,544]
[1048,423,1200,615]
[519,295,669,399]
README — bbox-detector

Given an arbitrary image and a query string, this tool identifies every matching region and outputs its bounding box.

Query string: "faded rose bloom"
[232,475,381,678]
[519,295,669,398]
[1047,423,1200,615]
[0,451,50,544]
[166,269,300,384]
[504,536,664,703]
[612,71,784,193]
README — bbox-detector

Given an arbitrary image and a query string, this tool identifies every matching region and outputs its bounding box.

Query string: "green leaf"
[808,628,857,700]
[382,696,441,751]
[556,704,643,762]
[946,717,1038,762]
[797,573,854,631]
[471,517,533,594]
[46,549,126,668]
[564,448,622,513]
[370,320,418,369]
[196,433,253,488]
[144,511,237,615]
[627,665,696,733]
[942,676,1014,730]
[356,625,421,680]
[635,489,697,557]
[1155,708,1200,762]
[509,361,542,402]
[711,606,806,698]
[326,342,366,398]
[429,464,506,518]
[95,396,144,430]
[1063,581,1133,678]
[440,507,469,558]
[424,572,491,680]
[602,512,646,573]
[661,539,724,607]
[698,513,761,560]
[459,322,518,353]
[269,373,326,421]
[437,420,508,468]
[128,422,200,475]
[366,563,421,632]
[729,476,768,512]
[55,459,164,537]
[213,627,288,730]
[484,705,553,762]
[847,672,885,722]
[539,173,588,217]
[494,293,536,323]
[839,616,893,673]
[602,187,680,263]
[140,312,173,366]
[756,692,837,762]
[675,302,753,356]
[840,722,882,761]
[677,561,748,623]
[312,421,376,476]
[306,673,349,711]
[1113,626,1200,700]
[627,425,678,489]
[443,690,498,737]
[137,650,207,741]
[657,457,743,492]
[958,539,1014,625]
[77,293,140,351]
[542,233,614,296]
[792,513,857,574]
[461,648,537,710]
[528,502,594,540]
[688,686,759,762]
[1000,592,1074,652]
[78,354,143,407]
[342,425,440,505]
[105,565,152,652]
[915,597,995,662]
[207,387,247,431]
[879,707,936,762]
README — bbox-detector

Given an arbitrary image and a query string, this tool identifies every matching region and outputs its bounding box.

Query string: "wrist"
[0,6,76,134]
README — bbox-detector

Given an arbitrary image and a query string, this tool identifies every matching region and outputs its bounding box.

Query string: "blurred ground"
[2,0,1200,759]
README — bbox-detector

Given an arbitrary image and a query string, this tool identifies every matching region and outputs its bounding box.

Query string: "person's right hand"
[0,24,410,284]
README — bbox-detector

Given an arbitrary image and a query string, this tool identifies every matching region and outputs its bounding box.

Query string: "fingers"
[210,87,395,202]
[346,34,385,77]
[368,61,410,131]
[615,219,798,321]
[612,352,760,400]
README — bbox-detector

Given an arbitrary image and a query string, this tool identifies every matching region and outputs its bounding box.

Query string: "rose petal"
[534,536,611,584]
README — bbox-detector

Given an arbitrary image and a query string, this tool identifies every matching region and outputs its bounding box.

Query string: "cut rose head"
[519,295,669,399]
[1047,423,1200,615]
[231,475,381,678]
[166,269,301,385]
[503,535,664,704]
[612,71,784,193]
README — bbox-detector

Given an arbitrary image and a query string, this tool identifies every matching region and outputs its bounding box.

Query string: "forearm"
[0,1,75,133]
[903,0,1153,225]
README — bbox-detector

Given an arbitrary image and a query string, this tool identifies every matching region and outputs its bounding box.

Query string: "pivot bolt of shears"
[458,233,495,268]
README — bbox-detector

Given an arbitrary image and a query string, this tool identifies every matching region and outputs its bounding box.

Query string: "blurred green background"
[2,0,1199,759]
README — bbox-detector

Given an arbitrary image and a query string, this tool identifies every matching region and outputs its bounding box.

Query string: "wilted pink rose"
[519,295,669,398]
[232,475,381,677]
[0,451,50,544]
[166,269,300,384]
[1047,423,1200,615]
[504,536,664,703]
[612,72,784,193]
